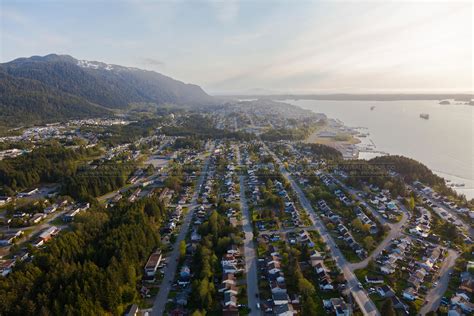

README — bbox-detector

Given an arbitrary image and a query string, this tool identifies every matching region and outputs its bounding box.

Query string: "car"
[433,282,438,287]
[256,303,260,309]
[358,282,363,289]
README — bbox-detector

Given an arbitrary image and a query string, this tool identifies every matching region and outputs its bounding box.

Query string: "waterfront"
[286,99,474,199]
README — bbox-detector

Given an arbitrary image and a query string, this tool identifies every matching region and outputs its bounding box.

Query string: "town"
[1,101,473,316]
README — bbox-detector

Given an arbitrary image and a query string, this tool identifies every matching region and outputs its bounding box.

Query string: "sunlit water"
[285,99,474,199]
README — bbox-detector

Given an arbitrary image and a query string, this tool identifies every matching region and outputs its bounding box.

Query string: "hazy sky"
[1,0,472,94]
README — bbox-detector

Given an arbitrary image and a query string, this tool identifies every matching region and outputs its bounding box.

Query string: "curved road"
[265,145,380,316]
[329,175,410,270]
[410,185,474,238]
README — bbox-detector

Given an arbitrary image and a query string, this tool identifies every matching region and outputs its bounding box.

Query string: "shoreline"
[292,100,473,200]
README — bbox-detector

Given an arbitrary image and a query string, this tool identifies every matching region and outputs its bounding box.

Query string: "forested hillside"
[0,197,166,315]
[0,69,110,125]
[0,54,214,125]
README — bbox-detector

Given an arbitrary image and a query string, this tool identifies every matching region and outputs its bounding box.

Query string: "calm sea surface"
[285,99,474,199]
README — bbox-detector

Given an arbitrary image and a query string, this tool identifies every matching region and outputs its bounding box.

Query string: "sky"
[1,0,472,95]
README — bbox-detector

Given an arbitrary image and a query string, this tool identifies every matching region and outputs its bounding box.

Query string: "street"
[331,175,410,271]
[410,185,473,238]
[97,139,171,204]
[237,147,261,315]
[265,145,380,316]
[0,207,68,258]
[419,249,459,315]
[151,143,213,316]
[240,173,261,315]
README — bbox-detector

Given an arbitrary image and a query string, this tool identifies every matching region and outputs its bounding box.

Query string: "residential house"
[451,294,474,313]
[271,279,287,294]
[273,303,295,316]
[0,259,15,277]
[30,213,45,224]
[323,297,352,316]
[224,291,238,308]
[365,276,384,284]
[402,287,417,301]
[272,292,290,305]
[377,285,395,298]
[268,261,282,275]
[38,226,60,242]
[44,204,58,214]
[144,250,162,278]
[178,266,191,286]
[125,304,139,316]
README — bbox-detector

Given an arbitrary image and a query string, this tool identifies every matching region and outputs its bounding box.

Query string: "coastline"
[304,118,361,159]
[288,99,473,200]
[433,170,474,200]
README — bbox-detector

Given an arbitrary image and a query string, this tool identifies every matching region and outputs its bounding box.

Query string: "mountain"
[0,68,111,125]
[0,54,213,125]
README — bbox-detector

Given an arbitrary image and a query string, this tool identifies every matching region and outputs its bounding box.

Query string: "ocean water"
[285,99,474,199]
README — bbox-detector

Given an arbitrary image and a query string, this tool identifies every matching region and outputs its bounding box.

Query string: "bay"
[285,99,474,199]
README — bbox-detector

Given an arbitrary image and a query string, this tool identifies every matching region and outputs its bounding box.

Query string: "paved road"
[330,175,390,225]
[151,143,213,316]
[314,174,410,271]
[313,168,459,314]
[419,249,459,315]
[411,186,473,238]
[10,209,67,242]
[97,139,171,203]
[349,211,408,271]
[239,170,261,315]
[265,145,380,316]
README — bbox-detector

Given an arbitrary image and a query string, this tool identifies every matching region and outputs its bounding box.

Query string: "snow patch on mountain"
[77,60,114,71]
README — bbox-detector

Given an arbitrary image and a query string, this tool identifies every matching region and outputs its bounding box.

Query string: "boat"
[419,113,429,120]
[449,183,465,187]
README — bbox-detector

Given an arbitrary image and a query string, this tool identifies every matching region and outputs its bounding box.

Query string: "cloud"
[0,8,29,25]
[140,57,164,66]
[225,28,269,45]
[211,0,239,23]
